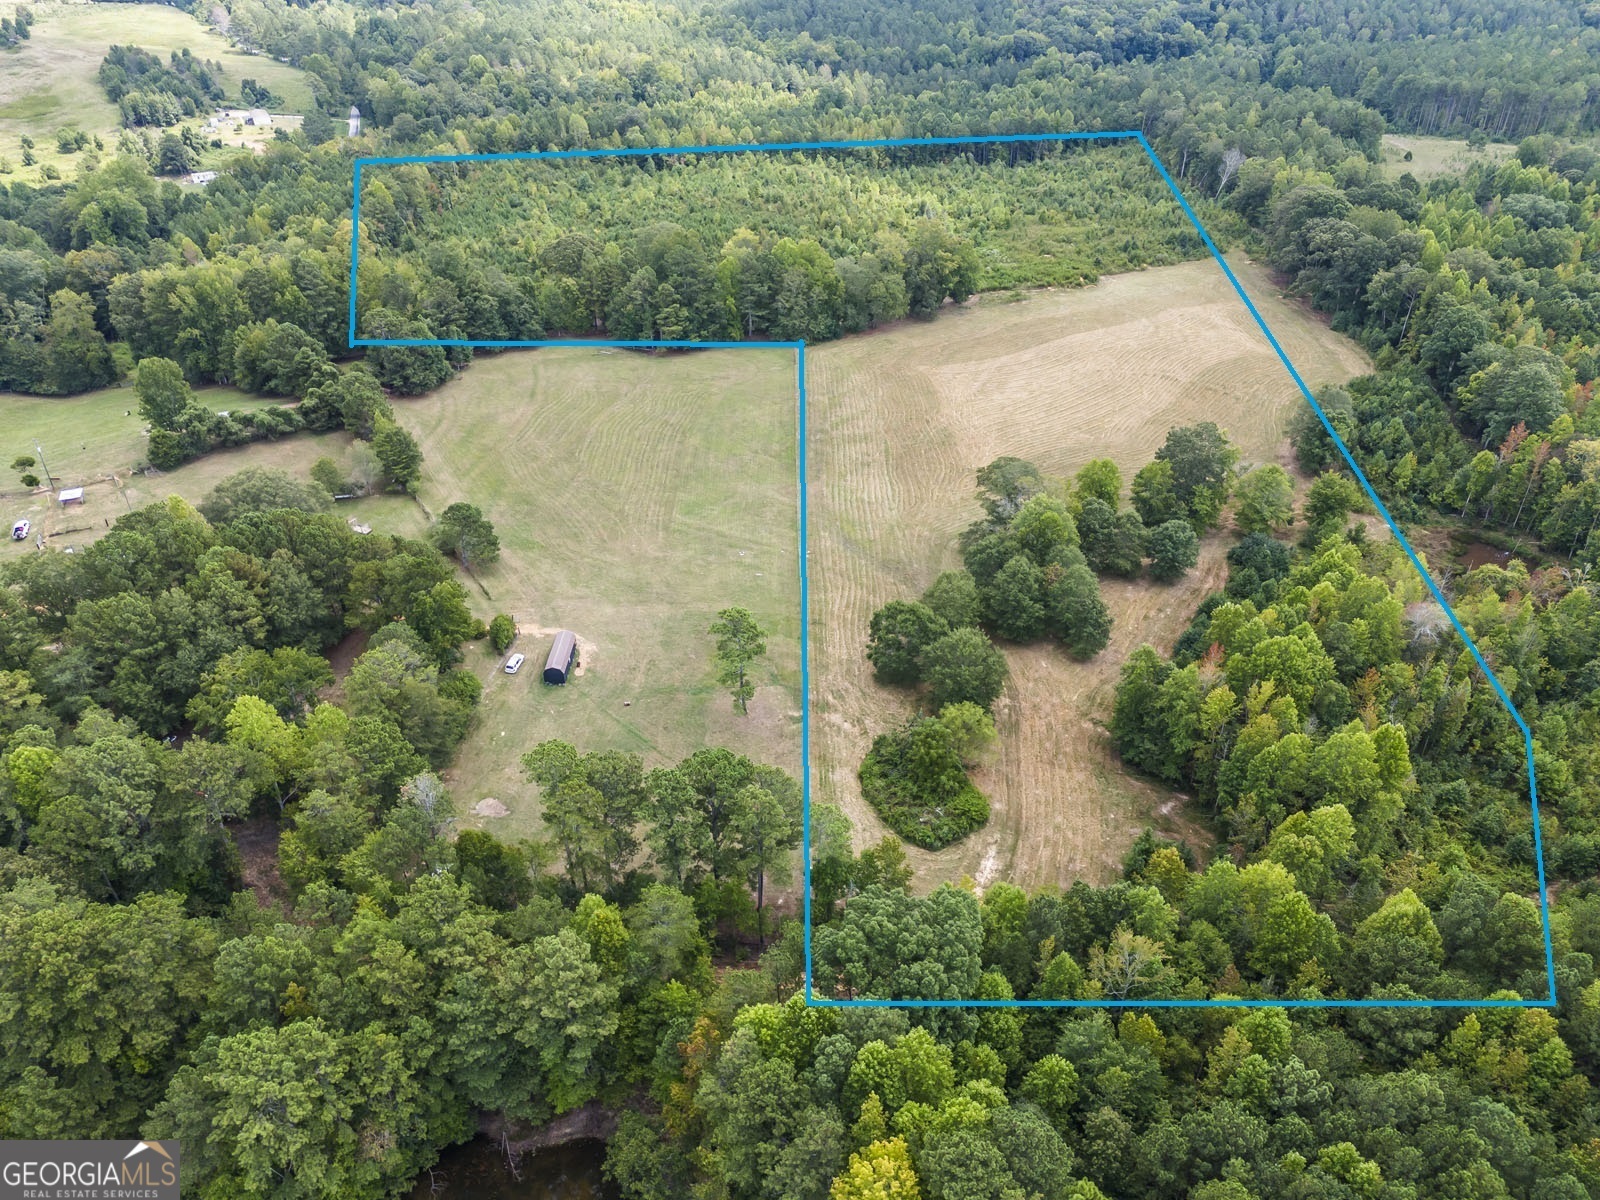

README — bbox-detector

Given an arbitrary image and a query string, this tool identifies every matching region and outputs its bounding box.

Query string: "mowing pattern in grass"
[807,255,1372,894]
[395,347,802,843]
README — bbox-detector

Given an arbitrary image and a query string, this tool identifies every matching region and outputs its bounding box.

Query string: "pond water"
[407,1138,617,1200]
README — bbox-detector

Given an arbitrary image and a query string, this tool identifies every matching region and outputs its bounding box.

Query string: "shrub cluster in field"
[858,703,995,849]
[856,428,1272,847]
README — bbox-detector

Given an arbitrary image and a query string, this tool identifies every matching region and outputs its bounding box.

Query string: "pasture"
[3,256,1365,888]
[398,348,803,842]
[0,1,311,183]
[0,385,346,553]
[806,255,1371,892]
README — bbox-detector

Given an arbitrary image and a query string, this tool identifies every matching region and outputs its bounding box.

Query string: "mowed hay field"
[0,1,312,184]
[399,348,802,841]
[808,255,1371,893]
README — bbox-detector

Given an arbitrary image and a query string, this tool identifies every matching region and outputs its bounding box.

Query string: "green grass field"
[398,348,804,841]
[3,259,1364,887]
[7,351,805,843]
[1378,133,1514,180]
[0,389,421,554]
[0,1,312,183]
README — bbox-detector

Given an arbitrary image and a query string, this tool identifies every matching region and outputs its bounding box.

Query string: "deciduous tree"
[918,628,1007,711]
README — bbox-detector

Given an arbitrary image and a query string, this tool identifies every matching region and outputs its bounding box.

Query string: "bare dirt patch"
[230,817,289,913]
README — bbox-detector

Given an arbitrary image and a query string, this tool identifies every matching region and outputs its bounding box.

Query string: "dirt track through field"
[807,256,1370,892]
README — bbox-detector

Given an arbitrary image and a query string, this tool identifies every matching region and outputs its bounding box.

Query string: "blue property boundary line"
[348,132,1558,1011]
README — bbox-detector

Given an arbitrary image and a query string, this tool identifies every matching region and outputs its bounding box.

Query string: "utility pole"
[34,443,55,490]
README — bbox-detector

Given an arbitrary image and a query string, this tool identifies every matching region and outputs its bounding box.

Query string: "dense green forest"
[10,0,1600,1197]
[353,146,1202,344]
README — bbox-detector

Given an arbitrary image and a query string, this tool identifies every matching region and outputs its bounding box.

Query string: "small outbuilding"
[58,487,84,505]
[543,630,577,685]
[245,109,272,126]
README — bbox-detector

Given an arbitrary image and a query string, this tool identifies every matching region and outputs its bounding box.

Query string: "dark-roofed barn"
[543,630,577,684]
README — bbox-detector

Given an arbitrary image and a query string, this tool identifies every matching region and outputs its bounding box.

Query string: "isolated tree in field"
[372,419,423,492]
[135,356,192,430]
[1075,458,1122,509]
[433,502,501,568]
[488,614,516,654]
[1233,464,1295,533]
[710,606,767,714]
[867,600,949,685]
[1047,563,1111,658]
[858,717,989,849]
[1148,519,1200,582]
[919,627,1007,710]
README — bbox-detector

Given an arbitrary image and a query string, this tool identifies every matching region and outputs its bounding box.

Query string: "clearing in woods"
[1377,133,1514,180]
[807,254,1371,893]
[398,348,803,843]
